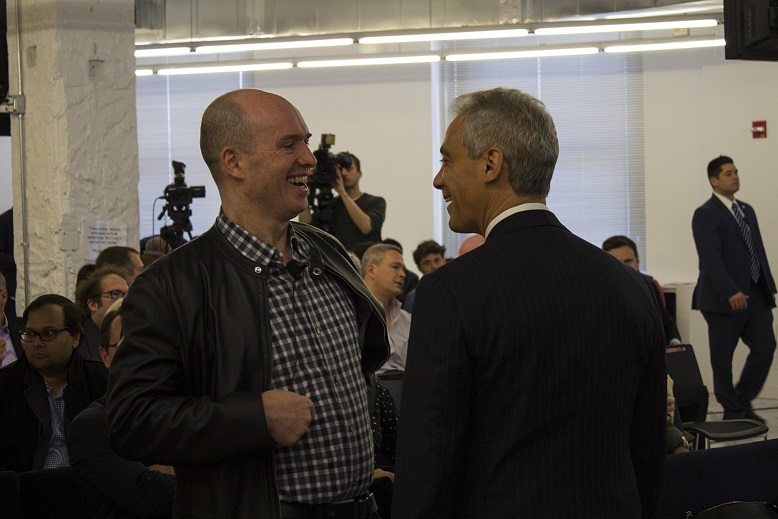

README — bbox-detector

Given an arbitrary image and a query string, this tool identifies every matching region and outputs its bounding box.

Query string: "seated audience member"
[140,250,165,267]
[404,240,448,312]
[77,264,97,284]
[95,246,144,285]
[362,244,411,375]
[68,299,176,519]
[75,266,129,360]
[666,376,690,454]
[0,294,107,472]
[413,239,447,276]
[370,377,399,518]
[458,234,484,256]
[1,273,23,368]
[140,234,187,253]
[603,235,681,345]
[382,239,419,305]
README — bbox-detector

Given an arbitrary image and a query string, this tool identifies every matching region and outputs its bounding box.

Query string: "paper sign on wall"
[82,221,127,261]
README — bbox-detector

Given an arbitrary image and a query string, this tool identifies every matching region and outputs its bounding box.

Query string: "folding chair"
[665,344,768,449]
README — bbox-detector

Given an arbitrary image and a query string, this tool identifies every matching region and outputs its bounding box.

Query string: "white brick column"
[6,0,139,308]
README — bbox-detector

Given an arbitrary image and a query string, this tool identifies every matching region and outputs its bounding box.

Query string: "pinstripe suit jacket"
[391,210,666,519]
[692,195,776,314]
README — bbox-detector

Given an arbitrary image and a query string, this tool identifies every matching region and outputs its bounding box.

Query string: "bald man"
[107,89,389,519]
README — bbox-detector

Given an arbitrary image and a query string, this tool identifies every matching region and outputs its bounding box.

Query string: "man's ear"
[221,146,245,181]
[483,147,505,184]
[87,298,100,315]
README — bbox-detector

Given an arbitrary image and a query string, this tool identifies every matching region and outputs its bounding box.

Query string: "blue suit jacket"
[692,195,776,314]
[392,210,667,519]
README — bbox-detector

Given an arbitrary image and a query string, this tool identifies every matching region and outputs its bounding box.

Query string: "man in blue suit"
[391,87,666,519]
[692,155,776,422]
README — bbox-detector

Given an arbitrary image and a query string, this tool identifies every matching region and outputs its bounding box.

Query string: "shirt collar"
[216,212,304,265]
[484,203,550,239]
[712,192,739,214]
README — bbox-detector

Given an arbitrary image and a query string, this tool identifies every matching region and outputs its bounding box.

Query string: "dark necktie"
[732,202,761,283]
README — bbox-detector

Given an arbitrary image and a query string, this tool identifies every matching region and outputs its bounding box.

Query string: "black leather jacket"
[106,223,389,519]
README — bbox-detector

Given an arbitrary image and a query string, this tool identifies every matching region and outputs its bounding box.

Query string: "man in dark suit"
[691,155,776,422]
[0,272,23,367]
[391,87,666,519]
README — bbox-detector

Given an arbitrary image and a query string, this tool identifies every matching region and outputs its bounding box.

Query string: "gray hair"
[361,243,402,277]
[451,87,559,197]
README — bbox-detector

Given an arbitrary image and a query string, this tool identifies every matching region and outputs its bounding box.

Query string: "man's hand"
[262,390,315,446]
[147,464,175,475]
[331,166,346,196]
[728,291,749,311]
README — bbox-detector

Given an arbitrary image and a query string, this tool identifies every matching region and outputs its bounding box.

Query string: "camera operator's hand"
[331,165,347,197]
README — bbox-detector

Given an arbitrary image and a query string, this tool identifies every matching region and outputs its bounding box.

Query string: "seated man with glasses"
[0,294,107,472]
[68,298,176,518]
[74,265,129,361]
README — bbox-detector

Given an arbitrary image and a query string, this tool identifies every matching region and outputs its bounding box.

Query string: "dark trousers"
[702,283,776,417]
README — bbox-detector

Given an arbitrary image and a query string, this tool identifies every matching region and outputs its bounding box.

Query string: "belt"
[280,493,377,519]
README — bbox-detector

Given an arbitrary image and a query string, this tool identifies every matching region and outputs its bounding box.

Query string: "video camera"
[308,134,352,233]
[157,161,205,247]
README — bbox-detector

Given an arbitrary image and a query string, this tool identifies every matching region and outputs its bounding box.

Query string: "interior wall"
[236,65,436,270]
[643,48,778,396]
[644,48,778,286]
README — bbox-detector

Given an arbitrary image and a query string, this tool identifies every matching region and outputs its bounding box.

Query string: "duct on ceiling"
[134,0,709,42]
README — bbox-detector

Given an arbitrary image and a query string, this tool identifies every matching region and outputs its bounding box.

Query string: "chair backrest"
[19,467,87,519]
[666,344,709,423]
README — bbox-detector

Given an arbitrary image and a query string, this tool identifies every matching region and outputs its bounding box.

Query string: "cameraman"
[299,152,386,251]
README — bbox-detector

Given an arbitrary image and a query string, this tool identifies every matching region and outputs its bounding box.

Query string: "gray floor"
[702,395,778,448]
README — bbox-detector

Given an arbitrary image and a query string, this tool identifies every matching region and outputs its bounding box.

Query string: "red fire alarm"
[752,120,767,139]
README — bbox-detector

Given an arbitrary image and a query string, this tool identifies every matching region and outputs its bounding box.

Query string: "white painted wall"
[643,48,778,400]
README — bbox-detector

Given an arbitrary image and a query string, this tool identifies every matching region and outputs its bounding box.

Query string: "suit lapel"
[709,195,748,246]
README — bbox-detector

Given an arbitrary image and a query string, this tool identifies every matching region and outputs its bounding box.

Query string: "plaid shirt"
[217,214,373,504]
[42,382,69,469]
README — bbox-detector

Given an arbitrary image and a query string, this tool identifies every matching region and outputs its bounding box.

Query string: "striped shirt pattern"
[216,215,373,504]
[43,382,69,469]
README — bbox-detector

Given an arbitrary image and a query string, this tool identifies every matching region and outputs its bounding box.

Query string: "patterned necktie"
[732,202,761,284]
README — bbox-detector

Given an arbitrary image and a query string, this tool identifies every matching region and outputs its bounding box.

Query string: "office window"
[136,74,255,243]
[436,54,646,261]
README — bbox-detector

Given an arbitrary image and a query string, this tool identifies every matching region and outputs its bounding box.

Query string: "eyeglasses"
[20,328,70,342]
[97,290,126,301]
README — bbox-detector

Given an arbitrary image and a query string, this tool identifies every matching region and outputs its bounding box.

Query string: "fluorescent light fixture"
[195,38,354,54]
[134,46,191,58]
[446,47,599,61]
[359,29,529,44]
[534,18,718,35]
[297,55,441,68]
[135,69,154,76]
[157,62,293,75]
[604,38,725,53]
[606,7,720,19]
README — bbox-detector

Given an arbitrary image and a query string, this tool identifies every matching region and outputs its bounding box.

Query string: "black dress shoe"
[745,409,767,424]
